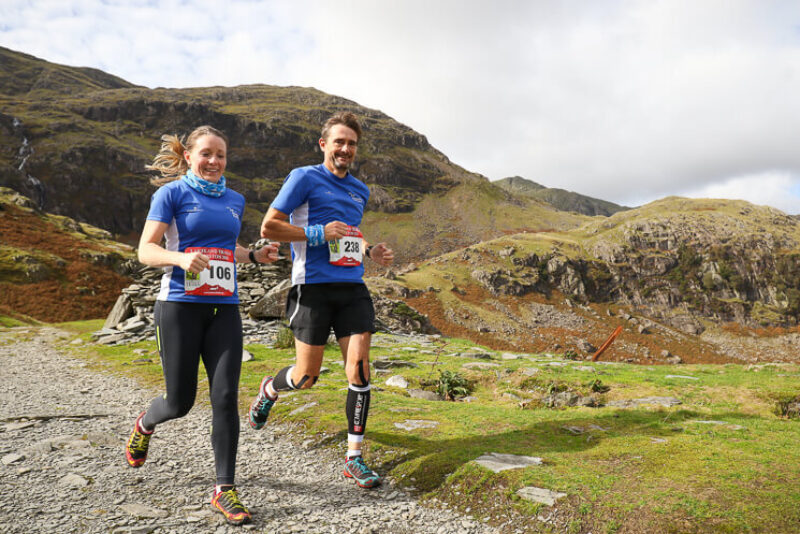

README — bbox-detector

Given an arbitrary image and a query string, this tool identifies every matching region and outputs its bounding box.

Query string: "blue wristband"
[304,224,326,247]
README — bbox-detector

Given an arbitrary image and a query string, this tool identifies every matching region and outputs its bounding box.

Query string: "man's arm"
[261,207,351,242]
[261,208,304,241]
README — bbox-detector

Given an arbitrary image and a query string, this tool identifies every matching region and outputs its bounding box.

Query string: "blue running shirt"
[146,178,245,303]
[270,164,370,285]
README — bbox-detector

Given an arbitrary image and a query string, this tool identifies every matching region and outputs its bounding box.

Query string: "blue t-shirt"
[271,164,370,285]
[146,178,245,303]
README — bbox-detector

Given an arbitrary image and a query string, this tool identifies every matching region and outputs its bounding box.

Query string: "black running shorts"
[286,283,375,346]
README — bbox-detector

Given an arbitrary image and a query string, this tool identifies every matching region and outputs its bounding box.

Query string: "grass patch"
[12,321,800,533]
[0,315,36,327]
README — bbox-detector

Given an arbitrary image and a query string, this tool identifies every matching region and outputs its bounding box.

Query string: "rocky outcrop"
[460,203,800,332]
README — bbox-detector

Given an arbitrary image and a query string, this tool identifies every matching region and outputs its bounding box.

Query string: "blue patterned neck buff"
[183,169,226,197]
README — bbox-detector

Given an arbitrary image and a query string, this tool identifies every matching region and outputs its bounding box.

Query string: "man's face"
[320,124,359,176]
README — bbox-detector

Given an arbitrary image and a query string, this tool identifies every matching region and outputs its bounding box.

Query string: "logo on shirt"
[227,207,241,220]
[348,191,364,204]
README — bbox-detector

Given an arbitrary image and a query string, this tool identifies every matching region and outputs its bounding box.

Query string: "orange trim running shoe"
[249,375,276,430]
[211,487,252,525]
[125,412,153,468]
[344,456,381,488]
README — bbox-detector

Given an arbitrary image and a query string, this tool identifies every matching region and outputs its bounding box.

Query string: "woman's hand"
[254,242,281,264]
[180,250,209,274]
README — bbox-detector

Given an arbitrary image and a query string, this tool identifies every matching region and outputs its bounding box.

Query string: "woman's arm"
[137,220,209,274]
[234,242,280,264]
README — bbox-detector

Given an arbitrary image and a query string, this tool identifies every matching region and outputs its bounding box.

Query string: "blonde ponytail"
[146,134,188,186]
[145,126,228,186]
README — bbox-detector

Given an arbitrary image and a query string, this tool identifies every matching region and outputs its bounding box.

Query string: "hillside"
[0,187,135,322]
[0,46,137,96]
[495,175,630,216]
[0,46,587,257]
[377,197,800,363]
[362,180,590,267]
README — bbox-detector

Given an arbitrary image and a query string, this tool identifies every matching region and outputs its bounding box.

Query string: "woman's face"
[185,134,227,183]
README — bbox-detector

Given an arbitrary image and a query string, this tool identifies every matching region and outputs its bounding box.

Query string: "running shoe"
[125,412,152,468]
[249,375,276,430]
[343,456,381,488]
[211,487,252,525]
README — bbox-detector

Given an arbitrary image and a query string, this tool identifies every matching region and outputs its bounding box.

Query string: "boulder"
[103,293,133,329]
[248,278,292,319]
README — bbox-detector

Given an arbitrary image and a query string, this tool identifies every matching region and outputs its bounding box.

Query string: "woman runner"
[124,125,279,525]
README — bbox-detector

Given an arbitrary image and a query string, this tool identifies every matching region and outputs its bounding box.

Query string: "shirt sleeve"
[146,184,175,223]
[270,168,311,216]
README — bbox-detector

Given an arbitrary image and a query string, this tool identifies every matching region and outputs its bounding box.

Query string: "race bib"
[328,226,363,266]
[184,247,235,296]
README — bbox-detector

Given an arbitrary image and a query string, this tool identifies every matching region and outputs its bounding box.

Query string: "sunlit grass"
[9,320,800,533]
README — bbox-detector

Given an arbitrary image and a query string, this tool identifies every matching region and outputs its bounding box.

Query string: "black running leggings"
[142,301,242,486]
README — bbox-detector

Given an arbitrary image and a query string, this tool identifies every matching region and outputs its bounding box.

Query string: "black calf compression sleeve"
[271,365,296,391]
[346,384,371,436]
[273,365,316,391]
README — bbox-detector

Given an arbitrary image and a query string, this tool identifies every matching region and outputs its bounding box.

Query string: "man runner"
[249,111,394,488]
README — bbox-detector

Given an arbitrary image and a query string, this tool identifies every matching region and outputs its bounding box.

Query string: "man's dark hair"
[321,112,362,141]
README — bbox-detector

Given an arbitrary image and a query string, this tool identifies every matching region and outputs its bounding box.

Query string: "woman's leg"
[141,301,204,429]
[201,305,243,486]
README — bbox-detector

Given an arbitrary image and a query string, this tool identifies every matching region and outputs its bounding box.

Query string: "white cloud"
[2,0,800,212]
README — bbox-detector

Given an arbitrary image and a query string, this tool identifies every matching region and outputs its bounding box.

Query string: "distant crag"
[495,176,630,216]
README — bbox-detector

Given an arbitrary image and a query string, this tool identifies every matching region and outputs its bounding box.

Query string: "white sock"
[265,381,278,400]
[347,449,362,459]
[215,484,234,495]
[137,415,154,434]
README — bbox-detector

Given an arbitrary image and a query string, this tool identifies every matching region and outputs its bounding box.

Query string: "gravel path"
[0,327,500,534]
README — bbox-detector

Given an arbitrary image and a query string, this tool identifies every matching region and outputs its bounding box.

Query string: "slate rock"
[386,375,409,388]
[407,389,442,401]
[119,503,170,519]
[462,362,501,370]
[607,396,682,408]
[474,452,543,473]
[516,486,567,506]
[394,420,439,431]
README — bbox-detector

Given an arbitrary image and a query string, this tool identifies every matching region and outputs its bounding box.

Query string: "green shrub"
[273,326,295,349]
[436,370,473,401]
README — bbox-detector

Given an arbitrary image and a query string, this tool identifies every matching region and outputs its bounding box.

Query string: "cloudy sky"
[2,0,800,213]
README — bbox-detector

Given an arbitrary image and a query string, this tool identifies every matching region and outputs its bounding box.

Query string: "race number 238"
[184,247,235,296]
[329,226,363,267]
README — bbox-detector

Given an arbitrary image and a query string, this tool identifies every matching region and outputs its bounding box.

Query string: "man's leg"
[250,284,330,429]
[339,332,380,488]
[272,340,324,392]
[339,332,372,452]
[249,340,325,429]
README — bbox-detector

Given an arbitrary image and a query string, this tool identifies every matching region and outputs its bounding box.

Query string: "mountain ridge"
[495,175,630,216]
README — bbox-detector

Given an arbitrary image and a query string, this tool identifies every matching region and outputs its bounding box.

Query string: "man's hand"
[369,243,394,267]
[324,221,350,241]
